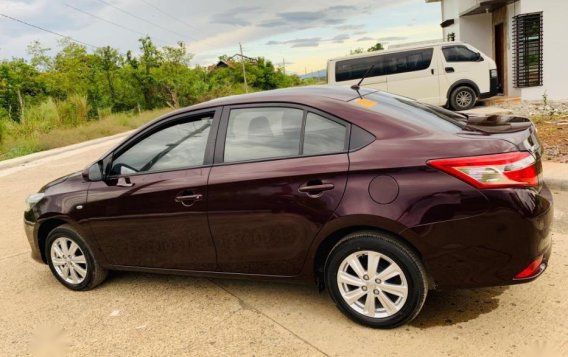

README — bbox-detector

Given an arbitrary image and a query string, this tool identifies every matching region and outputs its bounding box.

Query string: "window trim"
[213,103,351,166]
[106,107,221,178]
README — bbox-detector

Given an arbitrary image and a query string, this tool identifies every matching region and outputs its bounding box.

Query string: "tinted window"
[335,48,433,82]
[111,115,212,175]
[303,113,347,155]
[383,48,434,75]
[224,107,303,163]
[442,46,480,62]
[350,92,467,133]
[335,55,385,82]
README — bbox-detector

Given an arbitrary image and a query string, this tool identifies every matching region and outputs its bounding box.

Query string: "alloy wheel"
[456,90,473,108]
[50,237,88,285]
[336,250,408,318]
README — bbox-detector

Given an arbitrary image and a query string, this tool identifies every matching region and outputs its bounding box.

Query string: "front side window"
[111,115,212,175]
[442,45,480,62]
[224,107,303,163]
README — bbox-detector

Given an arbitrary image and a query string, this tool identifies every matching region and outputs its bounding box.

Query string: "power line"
[95,0,196,42]
[139,0,203,36]
[64,3,171,46]
[0,13,100,49]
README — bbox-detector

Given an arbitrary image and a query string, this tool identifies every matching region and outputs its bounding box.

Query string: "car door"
[85,109,219,270]
[385,48,441,105]
[207,105,349,276]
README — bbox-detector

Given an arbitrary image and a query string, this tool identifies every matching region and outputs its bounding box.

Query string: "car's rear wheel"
[449,86,477,110]
[46,225,107,290]
[325,231,427,328]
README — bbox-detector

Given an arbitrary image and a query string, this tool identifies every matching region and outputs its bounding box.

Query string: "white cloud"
[0,0,441,72]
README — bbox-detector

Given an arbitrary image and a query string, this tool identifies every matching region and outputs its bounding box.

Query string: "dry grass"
[0,108,170,161]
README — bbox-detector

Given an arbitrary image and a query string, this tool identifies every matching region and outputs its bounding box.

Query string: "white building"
[427,0,568,102]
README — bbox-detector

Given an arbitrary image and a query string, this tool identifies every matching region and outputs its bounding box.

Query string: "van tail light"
[427,152,538,189]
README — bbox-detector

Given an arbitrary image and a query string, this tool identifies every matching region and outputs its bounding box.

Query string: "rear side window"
[224,107,303,163]
[383,48,433,75]
[223,107,348,163]
[335,48,433,81]
[303,113,347,155]
[442,46,480,62]
[335,55,385,82]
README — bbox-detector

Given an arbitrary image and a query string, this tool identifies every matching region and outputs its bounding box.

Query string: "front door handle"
[116,177,134,187]
[299,181,335,197]
[445,67,455,73]
[175,192,203,206]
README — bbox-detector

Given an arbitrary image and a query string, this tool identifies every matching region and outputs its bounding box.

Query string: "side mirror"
[82,161,103,182]
[476,52,484,62]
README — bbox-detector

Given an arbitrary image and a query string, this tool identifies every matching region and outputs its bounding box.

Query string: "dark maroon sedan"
[24,86,553,328]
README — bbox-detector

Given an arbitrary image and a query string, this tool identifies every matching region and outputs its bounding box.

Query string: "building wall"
[441,0,460,40]
[517,0,568,101]
[460,14,493,57]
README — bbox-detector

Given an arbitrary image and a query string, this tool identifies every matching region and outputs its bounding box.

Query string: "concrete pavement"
[1,134,567,356]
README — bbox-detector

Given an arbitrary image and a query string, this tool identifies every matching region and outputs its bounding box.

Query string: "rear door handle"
[299,182,335,197]
[445,67,455,73]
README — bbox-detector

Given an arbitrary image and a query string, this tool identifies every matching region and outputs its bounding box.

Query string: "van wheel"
[449,86,476,110]
[325,231,428,328]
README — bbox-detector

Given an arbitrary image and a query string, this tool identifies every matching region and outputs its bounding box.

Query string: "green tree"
[367,42,384,52]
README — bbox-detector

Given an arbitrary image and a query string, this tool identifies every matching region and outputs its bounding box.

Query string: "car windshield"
[352,92,469,133]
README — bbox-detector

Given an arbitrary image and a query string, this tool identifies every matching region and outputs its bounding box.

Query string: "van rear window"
[335,48,433,82]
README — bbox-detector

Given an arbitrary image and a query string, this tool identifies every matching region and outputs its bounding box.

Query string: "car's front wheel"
[325,231,428,328]
[46,224,108,291]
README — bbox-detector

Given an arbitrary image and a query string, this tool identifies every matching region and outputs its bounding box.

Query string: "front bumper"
[404,184,553,289]
[24,215,43,263]
[480,72,500,99]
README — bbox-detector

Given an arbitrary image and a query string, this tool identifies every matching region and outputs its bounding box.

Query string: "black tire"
[325,231,427,328]
[449,85,477,110]
[45,224,108,291]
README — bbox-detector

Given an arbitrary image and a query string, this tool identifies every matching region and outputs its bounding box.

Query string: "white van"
[327,42,499,110]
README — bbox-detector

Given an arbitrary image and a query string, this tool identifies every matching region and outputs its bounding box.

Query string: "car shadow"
[105,271,508,329]
[411,286,509,328]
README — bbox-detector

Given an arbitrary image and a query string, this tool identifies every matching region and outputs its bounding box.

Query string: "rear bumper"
[404,184,553,289]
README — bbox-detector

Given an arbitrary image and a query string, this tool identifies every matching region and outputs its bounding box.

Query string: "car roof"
[187,85,376,111]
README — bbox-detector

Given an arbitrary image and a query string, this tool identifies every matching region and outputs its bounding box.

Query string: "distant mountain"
[299,69,326,80]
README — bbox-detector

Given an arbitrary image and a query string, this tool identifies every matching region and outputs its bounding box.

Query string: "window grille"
[513,12,543,88]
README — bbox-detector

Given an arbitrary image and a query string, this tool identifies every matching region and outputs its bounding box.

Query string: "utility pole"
[239,42,248,93]
[282,58,286,75]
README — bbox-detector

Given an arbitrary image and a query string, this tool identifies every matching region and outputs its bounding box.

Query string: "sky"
[0,0,442,74]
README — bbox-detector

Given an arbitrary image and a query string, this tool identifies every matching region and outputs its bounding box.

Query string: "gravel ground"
[1,137,567,357]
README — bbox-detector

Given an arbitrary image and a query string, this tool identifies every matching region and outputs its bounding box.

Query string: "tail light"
[427,151,538,189]
[515,256,544,279]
